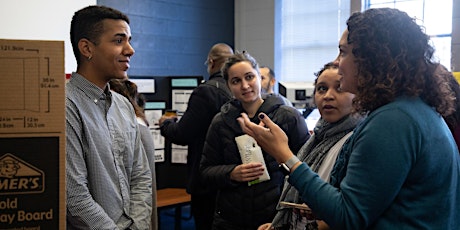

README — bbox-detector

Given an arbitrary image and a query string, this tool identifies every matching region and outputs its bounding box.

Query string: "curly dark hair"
[70,5,130,65]
[346,8,454,116]
[314,62,337,84]
[437,64,460,130]
[312,62,338,95]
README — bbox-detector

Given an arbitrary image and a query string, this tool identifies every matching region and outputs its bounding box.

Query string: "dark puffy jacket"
[200,94,310,229]
[160,72,231,195]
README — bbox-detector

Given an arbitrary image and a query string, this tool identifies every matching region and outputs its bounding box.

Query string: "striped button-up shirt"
[66,73,152,229]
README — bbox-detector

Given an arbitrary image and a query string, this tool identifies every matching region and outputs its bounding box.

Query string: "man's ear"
[78,38,93,60]
[209,59,215,68]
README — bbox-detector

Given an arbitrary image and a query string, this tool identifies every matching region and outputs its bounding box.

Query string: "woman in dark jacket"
[200,51,310,230]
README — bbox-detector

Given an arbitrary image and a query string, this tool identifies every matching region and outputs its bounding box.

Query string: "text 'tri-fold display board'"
[0,39,65,229]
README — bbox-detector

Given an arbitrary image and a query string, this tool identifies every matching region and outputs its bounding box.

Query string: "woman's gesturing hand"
[237,112,294,163]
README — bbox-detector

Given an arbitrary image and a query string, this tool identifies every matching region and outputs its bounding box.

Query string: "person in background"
[238,8,460,229]
[260,66,276,94]
[137,93,147,113]
[66,5,152,229]
[110,79,158,230]
[158,43,234,230]
[436,64,460,152]
[260,66,292,106]
[110,79,149,125]
[258,62,363,230]
[200,51,310,230]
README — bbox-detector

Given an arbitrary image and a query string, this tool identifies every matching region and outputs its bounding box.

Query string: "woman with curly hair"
[258,62,363,230]
[239,8,460,229]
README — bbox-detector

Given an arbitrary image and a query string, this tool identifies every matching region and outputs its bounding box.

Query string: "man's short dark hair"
[70,5,130,65]
[260,66,275,80]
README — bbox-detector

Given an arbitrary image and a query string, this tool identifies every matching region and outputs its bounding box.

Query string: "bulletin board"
[130,76,202,189]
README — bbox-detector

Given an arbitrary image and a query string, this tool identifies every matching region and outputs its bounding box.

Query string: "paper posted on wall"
[235,134,270,186]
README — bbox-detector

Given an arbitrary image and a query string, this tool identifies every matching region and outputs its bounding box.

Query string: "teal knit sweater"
[289,97,460,229]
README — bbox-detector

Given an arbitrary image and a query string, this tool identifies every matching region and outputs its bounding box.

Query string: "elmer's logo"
[0,153,44,195]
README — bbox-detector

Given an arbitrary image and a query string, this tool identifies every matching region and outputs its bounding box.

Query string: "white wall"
[0,0,96,74]
[235,0,275,72]
[234,0,362,85]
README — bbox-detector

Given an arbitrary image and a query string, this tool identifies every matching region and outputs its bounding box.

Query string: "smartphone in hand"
[279,201,311,211]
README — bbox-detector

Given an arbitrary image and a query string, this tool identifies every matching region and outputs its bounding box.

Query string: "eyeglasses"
[204,58,213,66]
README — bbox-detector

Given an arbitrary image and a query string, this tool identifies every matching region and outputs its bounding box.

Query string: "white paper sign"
[130,78,155,93]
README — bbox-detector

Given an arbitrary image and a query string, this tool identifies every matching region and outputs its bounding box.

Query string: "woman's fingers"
[230,163,265,182]
[237,112,291,163]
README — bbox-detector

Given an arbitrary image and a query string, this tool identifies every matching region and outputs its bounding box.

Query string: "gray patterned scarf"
[271,114,363,230]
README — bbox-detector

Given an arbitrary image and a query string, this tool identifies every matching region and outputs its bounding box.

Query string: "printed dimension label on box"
[0,39,64,134]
